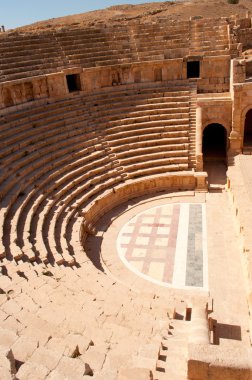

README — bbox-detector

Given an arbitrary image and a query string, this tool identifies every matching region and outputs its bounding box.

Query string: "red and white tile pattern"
[117,203,208,290]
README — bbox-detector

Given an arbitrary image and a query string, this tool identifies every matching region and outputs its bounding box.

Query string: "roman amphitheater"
[2,0,252,379]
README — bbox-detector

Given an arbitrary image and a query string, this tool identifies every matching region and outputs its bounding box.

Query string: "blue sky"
[1,0,164,30]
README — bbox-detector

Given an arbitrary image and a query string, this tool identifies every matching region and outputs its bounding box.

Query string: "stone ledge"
[80,171,208,243]
[188,343,252,380]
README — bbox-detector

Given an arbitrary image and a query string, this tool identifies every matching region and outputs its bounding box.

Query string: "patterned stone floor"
[117,203,208,290]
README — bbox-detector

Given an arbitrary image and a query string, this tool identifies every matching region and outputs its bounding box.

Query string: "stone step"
[113,139,188,153]
[119,149,189,165]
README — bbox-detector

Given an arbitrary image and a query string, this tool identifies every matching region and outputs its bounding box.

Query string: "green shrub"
[227,0,239,4]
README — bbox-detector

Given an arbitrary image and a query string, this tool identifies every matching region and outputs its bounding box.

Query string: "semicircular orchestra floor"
[87,189,250,352]
[117,203,208,291]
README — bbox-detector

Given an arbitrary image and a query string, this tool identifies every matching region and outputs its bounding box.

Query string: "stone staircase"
[153,305,190,380]
[188,84,197,170]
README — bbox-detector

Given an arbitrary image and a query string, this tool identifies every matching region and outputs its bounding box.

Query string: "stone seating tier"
[0,49,59,65]
[113,138,188,153]
[0,127,93,204]
[0,82,196,264]
[0,115,91,206]
[33,163,121,265]
[87,82,195,173]
[0,35,67,82]
[87,88,191,105]
[17,146,101,260]
[0,96,81,125]
[189,21,229,56]
[0,39,57,51]
[0,17,234,82]
[0,57,61,71]
[0,112,89,177]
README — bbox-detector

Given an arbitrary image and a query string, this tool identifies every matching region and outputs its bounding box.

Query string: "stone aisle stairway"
[153,306,190,380]
[95,130,128,182]
[188,84,197,170]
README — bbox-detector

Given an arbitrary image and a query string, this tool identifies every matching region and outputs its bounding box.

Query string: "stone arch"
[203,118,230,135]
[202,123,227,162]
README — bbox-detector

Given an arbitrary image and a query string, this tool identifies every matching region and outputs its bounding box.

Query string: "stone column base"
[195,172,208,191]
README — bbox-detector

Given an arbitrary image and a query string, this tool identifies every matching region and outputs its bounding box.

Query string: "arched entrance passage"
[244,109,252,147]
[203,123,227,163]
[202,123,227,187]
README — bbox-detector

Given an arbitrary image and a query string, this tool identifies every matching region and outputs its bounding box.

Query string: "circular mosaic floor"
[117,203,208,290]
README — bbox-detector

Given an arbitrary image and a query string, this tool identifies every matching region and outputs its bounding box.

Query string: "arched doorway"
[203,123,227,163]
[202,123,227,187]
[244,109,252,147]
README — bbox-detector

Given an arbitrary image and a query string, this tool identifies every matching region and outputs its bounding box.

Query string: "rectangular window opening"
[187,61,200,79]
[66,74,81,92]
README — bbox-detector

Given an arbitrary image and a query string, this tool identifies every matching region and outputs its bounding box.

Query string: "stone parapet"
[81,171,207,243]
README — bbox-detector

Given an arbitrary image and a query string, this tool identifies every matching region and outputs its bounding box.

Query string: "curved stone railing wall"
[80,171,203,244]
[0,53,232,111]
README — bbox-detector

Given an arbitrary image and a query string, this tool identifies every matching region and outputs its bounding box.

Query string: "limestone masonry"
[1,3,252,379]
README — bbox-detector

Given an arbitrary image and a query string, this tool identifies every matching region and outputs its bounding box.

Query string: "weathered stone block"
[118,367,153,380]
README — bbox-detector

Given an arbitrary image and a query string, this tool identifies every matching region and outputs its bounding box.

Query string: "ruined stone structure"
[1,10,252,380]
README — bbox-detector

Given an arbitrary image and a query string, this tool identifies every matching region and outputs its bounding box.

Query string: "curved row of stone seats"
[9,146,100,262]
[55,27,138,67]
[33,154,121,265]
[57,17,229,65]
[132,22,190,60]
[15,145,102,263]
[0,91,128,264]
[86,82,193,179]
[55,22,191,66]
[0,17,233,82]
[0,96,97,260]
[0,99,89,200]
[0,33,68,81]
[189,18,230,56]
[0,81,195,266]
